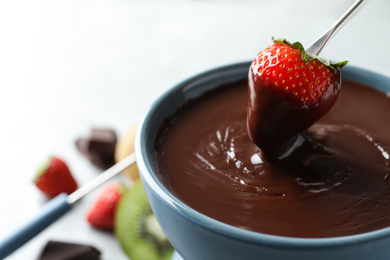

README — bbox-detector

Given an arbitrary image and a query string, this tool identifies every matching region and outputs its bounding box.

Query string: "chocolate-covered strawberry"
[247,38,347,160]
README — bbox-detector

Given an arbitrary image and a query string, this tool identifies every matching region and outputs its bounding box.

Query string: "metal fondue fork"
[306,0,367,56]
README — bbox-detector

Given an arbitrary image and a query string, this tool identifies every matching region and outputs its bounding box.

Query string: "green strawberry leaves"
[33,155,53,183]
[272,37,348,70]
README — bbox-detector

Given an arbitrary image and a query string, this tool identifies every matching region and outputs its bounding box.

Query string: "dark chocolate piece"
[37,240,100,260]
[76,128,117,169]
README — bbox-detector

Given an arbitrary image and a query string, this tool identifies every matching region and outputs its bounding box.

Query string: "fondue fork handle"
[306,0,367,56]
[0,194,71,259]
[0,153,136,259]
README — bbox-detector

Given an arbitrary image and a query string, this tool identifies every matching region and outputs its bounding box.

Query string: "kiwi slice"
[115,180,174,260]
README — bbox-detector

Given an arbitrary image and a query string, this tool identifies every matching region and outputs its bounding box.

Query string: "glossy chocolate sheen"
[154,79,390,238]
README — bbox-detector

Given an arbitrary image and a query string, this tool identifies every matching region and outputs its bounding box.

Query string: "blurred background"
[0,0,389,259]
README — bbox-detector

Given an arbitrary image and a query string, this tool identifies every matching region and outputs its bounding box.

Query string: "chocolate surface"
[154,79,390,238]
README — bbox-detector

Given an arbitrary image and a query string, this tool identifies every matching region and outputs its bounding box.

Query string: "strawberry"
[34,156,78,198]
[86,182,124,231]
[247,38,348,160]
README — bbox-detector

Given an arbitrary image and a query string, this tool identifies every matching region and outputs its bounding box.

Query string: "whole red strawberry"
[247,38,347,160]
[86,182,124,231]
[34,156,78,198]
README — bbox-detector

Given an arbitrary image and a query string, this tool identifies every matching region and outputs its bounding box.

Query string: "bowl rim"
[135,61,390,249]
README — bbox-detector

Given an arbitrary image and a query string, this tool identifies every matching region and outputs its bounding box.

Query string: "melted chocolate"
[154,79,390,238]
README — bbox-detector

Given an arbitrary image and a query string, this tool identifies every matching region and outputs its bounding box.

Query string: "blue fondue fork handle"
[0,193,71,259]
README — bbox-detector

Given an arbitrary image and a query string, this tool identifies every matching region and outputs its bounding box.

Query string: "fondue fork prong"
[306,0,367,56]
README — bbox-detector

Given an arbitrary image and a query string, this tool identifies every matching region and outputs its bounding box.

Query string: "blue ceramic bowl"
[135,62,390,260]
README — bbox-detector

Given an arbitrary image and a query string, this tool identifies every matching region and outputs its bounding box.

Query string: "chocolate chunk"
[76,128,117,169]
[37,240,101,260]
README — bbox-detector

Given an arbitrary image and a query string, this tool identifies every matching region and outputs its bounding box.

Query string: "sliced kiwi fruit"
[115,180,174,260]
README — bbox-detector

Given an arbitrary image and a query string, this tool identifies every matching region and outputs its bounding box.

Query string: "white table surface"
[0,0,389,259]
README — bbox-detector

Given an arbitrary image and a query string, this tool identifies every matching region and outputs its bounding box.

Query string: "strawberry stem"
[33,155,53,183]
[271,37,348,70]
